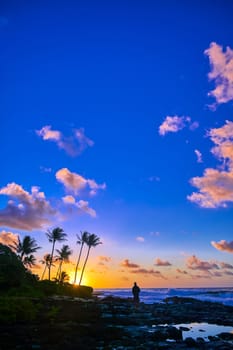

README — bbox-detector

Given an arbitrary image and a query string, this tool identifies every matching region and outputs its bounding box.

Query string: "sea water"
[95,287,233,306]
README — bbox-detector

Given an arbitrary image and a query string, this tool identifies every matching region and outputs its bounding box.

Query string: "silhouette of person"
[132,282,140,305]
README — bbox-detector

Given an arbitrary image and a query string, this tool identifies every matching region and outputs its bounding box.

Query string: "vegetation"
[73,231,89,284]
[79,233,102,285]
[0,227,102,304]
[46,227,67,281]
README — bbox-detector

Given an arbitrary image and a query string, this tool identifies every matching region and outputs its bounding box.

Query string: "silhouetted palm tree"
[79,233,102,286]
[23,254,36,268]
[46,227,67,280]
[73,231,89,284]
[11,235,40,267]
[59,271,70,285]
[40,253,52,280]
[55,244,72,282]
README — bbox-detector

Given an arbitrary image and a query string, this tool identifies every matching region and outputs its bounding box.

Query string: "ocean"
[95,287,233,306]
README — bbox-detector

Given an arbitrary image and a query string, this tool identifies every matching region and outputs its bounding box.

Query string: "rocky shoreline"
[1,295,233,349]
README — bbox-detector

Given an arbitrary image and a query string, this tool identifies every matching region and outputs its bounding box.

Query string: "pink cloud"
[176,268,188,275]
[121,259,140,268]
[130,268,166,279]
[211,240,233,253]
[0,230,19,247]
[188,121,233,208]
[194,149,203,163]
[158,115,198,135]
[62,195,96,218]
[186,255,219,271]
[205,42,233,106]
[0,183,55,230]
[36,126,94,156]
[220,262,233,269]
[56,168,106,196]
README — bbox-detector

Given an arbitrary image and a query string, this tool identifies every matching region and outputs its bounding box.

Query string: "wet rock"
[185,337,197,347]
[217,332,233,340]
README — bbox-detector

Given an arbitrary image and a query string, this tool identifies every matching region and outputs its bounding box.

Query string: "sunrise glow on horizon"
[1,1,233,289]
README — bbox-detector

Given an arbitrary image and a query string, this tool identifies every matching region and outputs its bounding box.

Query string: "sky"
[0,0,233,288]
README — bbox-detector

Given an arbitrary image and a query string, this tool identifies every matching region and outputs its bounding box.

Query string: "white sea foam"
[95,288,233,306]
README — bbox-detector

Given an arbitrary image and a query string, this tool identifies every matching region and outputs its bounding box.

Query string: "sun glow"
[68,271,89,286]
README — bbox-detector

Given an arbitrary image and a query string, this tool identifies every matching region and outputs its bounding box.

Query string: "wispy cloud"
[205,42,233,107]
[188,121,233,208]
[176,268,188,275]
[211,240,233,253]
[56,168,106,196]
[36,126,94,156]
[62,195,96,217]
[0,230,19,247]
[136,236,145,242]
[0,183,55,230]
[154,258,172,266]
[194,149,203,163]
[158,115,198,136]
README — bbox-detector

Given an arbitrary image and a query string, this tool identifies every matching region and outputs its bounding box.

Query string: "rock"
[217,332,233,340]
[185,337,197,347]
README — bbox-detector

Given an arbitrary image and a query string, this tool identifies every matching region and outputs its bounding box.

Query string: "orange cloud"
[205,42,233,106]
[159,115,198,135]
[211,240,233,253]
[176,268,188,274]
[0,183,55,230]
[188,121,233,208]
[56,168,106,196]
[154,258,172,266]
[0,230,19,247]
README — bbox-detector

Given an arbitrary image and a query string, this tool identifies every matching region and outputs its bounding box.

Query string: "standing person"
[132,282,140,305]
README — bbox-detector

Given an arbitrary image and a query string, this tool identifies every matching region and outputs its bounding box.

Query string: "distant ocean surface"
[95,288,233,306]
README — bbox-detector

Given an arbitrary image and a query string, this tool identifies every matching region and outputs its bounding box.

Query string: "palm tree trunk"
[41,265,47,280]
[73,243,84,284]
[49,240,55,281]
[79,247,91,286]
[56,261,62,281]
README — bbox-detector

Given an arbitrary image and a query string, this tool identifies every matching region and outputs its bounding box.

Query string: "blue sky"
[0,0,233,287]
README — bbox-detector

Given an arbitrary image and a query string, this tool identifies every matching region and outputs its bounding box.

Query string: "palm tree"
[40,253,52,280]
[46,227,67,280]
[23,254,36,268]
[79,233,102,286]
[59,271,70,285]
[55,244,72,282]
[73,231,90,285]
[11,235,40,267]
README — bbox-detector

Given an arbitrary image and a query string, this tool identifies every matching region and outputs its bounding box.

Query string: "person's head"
[134,282,137,286]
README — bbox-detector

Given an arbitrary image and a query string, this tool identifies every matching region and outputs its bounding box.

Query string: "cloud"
[154,258,172,266]
[205,42,233,106]
[36,126,94,156]
[188,121,233,208]
[136,236,145,242]
[62,195,96,217]
[0,230,19,247]
[194,149,203,163]
[211,240,233,253]
[187,168,233,208]
[98,256,112,263]
[158,115,198,135]
[120,259,140,268]
[186,255,219,271]
[130,268,166,279]
[40,166,52,173]
[224,271,233,276]
[0,183,55,230]
[220,262,233,269]
[56,168,106,196]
